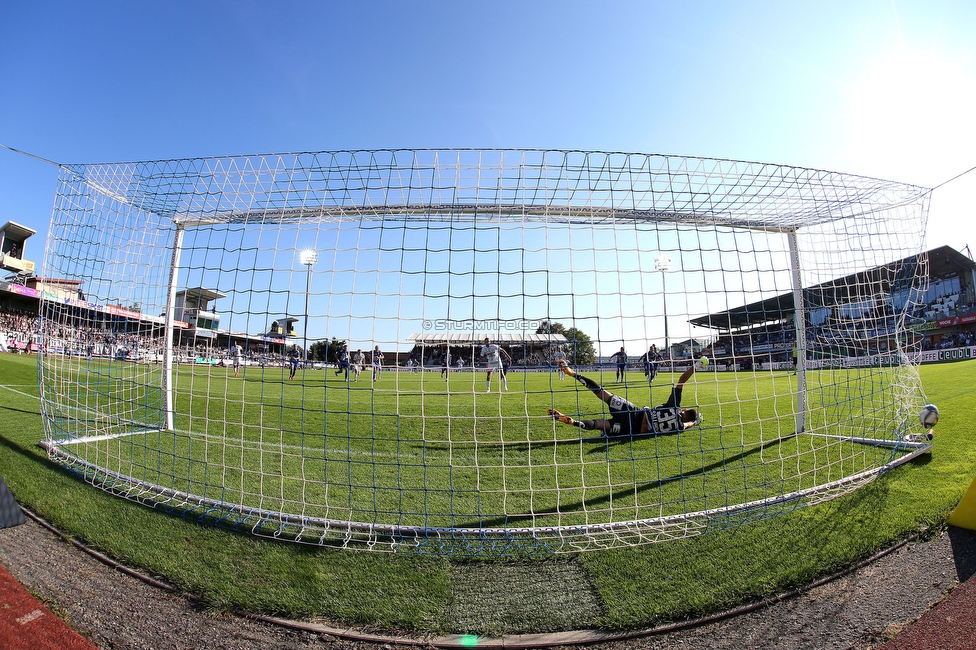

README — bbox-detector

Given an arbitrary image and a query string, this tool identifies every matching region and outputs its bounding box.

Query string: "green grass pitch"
[41,358,919,549]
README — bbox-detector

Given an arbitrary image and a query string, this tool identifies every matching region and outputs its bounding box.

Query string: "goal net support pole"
[162,223,185,432]
[789,229,807,435]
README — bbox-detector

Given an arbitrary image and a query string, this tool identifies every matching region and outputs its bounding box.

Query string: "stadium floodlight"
[299,249,319,267]
[36,149,935,556]
[299,249,318,363]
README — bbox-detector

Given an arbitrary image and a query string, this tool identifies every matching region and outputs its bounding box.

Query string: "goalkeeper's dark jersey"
[643,404,684,434]
[606,385,684,436]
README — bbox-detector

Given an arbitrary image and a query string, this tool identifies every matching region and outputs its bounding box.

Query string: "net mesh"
[37,149,932,555]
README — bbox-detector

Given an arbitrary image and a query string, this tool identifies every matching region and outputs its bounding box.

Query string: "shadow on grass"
[0,427,93,501]
[0,403,41,417]
[460,435,791,528]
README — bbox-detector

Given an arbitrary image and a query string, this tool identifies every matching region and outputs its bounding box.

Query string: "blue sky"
[1,1,975,352]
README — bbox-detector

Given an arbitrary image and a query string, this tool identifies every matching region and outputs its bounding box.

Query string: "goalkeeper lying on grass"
[549,358,704,437]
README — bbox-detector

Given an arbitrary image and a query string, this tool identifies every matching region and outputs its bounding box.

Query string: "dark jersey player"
[287,345,301,380]
[638,344,661,382]
[335,345,350,379]
[608,347,628,382]
[549,360,702,437]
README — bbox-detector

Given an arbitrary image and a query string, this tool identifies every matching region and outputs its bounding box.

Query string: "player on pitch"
[480,337,512,392]
[549,358,705,437]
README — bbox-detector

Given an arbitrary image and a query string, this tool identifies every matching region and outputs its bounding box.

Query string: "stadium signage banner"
[924,346,976,362]
[0,280,190,329]
[936,314,976,327]
[873,355,905,366]
[0,281,40,298]
[105,304,144,320]
[808,356,880,369]
[809,347,976,366]
[752,348,975,369]
[807,354,908,369]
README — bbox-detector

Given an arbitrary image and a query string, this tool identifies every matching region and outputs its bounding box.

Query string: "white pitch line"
[0,383,41,400]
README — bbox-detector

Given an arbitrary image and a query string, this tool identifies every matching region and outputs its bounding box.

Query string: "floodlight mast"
[655,255,672,362]
[300,250,318,364]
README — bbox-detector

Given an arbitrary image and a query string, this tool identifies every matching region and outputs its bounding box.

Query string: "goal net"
[37,149,933,555]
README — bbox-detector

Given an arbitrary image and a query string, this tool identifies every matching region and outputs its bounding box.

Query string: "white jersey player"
[480,337,511,392]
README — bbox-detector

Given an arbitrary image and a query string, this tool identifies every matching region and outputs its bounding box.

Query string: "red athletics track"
[0,563,99,650]
[880,567,976,650]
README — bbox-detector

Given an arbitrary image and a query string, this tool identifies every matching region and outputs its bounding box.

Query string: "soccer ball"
[700,355,709,368]
[919,404,939,429]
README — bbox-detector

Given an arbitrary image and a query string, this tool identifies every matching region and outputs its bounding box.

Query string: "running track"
[0,563,98,650]
[1,522,974,649]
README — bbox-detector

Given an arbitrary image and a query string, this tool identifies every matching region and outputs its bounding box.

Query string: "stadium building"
[690,245,976,369]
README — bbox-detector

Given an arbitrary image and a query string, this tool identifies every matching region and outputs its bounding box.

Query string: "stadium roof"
[689,246,975,332]
[408,332,568,344]
[926,245,976,277]
[690,294,798,331]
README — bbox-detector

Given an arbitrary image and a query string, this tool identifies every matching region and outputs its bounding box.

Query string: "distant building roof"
[28,277,85,300]
[0,221,37,241]
[176,287,227,303]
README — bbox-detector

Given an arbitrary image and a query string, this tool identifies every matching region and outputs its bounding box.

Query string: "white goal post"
[37,149,934,555]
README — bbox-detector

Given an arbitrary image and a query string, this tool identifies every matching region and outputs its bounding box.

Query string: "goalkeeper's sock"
[574,373,602,393]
